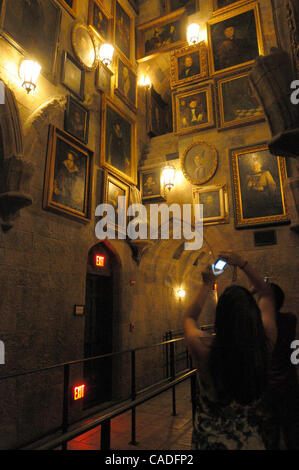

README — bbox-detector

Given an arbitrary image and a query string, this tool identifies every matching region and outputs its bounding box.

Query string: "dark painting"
[210,9,259,72]
[65,96,89,143]
[179,92,208,129]
[92,2,109,40]
[141,169,161,199]
[3,0,61,77]
[216,0,240,9]
[238,150,284,220]
[201,191,221,219]
[105,105,132,178]
[145,20,181,55]
[117,60,136,107]
[178,51,201,80]
[168,0,196,14]
[115,1,131,60]
[52,138,88,214]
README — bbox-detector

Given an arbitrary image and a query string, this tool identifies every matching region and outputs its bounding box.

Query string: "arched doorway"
[83,241,121,409]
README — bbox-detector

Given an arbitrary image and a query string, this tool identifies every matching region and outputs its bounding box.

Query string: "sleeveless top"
[191,373,268,450]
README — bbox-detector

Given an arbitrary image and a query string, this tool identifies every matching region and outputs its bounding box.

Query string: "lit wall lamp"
[139,74,151,88]
[177,288,186,299]
[187,23,201,46]
[98,44,114,66]
[19,59,41,94]
[162,165,175,193]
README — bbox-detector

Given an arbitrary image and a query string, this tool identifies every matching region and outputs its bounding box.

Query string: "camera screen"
[214,259,227,271]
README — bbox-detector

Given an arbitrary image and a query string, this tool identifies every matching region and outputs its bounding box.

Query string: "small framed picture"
[193,184,229,225]
[71,21,97,71]
[115,56,137,113]
[231,143,289,228]
[64,95,90,144]
[140,167,165,202]
[43,125,93,223]
[217,71,264,130]
[88,0,112,42]
[114,0,135,63]
[96,63,113,95]
[170,42,209,89]
[61,51,85,101]
[58,0,77,17]
[181,140,218,186]
[103,171,130,236]
[172,82,215,135]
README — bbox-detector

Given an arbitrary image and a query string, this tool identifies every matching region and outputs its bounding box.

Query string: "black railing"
[0,336,199,451]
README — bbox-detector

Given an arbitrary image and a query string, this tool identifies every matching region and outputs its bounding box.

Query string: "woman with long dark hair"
[183,250,277,450]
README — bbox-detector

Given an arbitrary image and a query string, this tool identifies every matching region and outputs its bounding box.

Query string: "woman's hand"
[217,250,246,268]
[201,264,216,286]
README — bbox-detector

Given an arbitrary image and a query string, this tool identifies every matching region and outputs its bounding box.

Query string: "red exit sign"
[95,255,105,267]
[74,384,85,401]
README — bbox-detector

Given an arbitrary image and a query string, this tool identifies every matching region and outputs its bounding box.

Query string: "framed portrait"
[0,0,61,78]
[181,141,218,185]
[207,2,264,75]
[212,0,249,15]
[172,82,215,135]
[115,56,137,113]
[140,167,165,202]
[136,8,187,62]
[58,0,77,17]
[170,42,209,89]
[217,71,264,129]
[61,51,85,101]
[96,63,113,95]
[64,95,89,144]
[43,125,93,223]
[101,96,137,185]
[231,143,289,228]
[103,171,130,235]
[71,21,97,71]
[146,86,172,137]
[113,0,134,62]
[192,184,229,225]
[88,0,112,42]
[164,0,199,15]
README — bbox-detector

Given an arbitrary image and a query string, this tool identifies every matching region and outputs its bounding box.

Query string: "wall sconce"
[187,23,201,45]
[139,74,151,88]
[177,288,186,299]
[98,44,114,66]
[19,59,41,94]
[162,165,175,192]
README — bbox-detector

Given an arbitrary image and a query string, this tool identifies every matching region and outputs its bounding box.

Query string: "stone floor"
[67,380,193,451]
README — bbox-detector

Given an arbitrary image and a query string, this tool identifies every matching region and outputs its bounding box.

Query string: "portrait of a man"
[117,60,136,109]
[201,192,221,219]
[141,171,161,199]
[178,53,201,80]
[106,106,132,178]
[179,93,208,129]
[115,2,131,60]
[65,97,89,143]
[52,139,87,214]
[183,141,218,185]
[210,9,260,72]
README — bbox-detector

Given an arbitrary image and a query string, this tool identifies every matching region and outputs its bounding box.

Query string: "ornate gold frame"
[103,170,130,236]
[170,42,209,89]
[88,0,113,43]
[207,2,264,76]
[136,8,187,62]
[231,143,289,228]
[140,166,166,202]
[71,21,98,71]
[216,70,265,130]
[100,96,137,185]
[192,184,229,225]
[181,140,218,186]
[113,0,135,64]
[114,54,137,113]
[172,82,215,136]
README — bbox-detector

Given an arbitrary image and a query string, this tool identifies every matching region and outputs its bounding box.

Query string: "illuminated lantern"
[19,59,41,94]
[187,23,201,45]
[98,44,114,66]
[162,165,175,192]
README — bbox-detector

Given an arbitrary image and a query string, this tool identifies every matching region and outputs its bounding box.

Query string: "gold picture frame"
[181,140,218,186]
[231,143,289,228]
[101,96,137,185]
[58,0,77,17]
[96,62,113,95]
[136,8,187,62]
[71,21,98,71]
[114,55,137,113]
[172,82,215,135]
[217,70,264,130]
[103,171,130,236]
[43,125,93,223]
[170,42,209,89]
[207,2,264,76]
[88,0,113,43]
[140,166,166,202]
[113,0,135,63]
[192,184,229,225]
[212,0,251,16]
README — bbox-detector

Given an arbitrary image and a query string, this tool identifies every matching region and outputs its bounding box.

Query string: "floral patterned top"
[191,373,269,450]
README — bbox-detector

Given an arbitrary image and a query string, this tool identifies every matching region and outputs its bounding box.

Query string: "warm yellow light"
[162,165,175,192]
[99,44,114,66]
[19,59,41,94]
[199,27,207,43]
[139,74,151,88]
[177,288,186,299]
[187,23,200,45]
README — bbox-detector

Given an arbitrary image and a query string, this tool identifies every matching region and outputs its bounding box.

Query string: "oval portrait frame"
[71,21,98,71]
[181,141,218,185]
